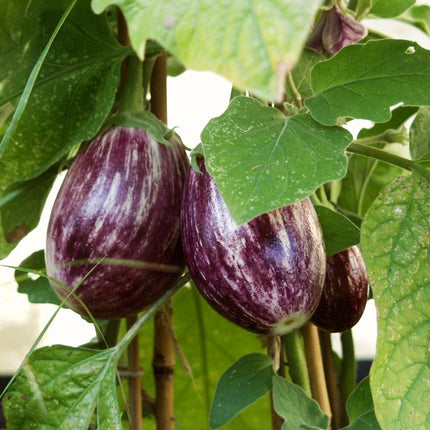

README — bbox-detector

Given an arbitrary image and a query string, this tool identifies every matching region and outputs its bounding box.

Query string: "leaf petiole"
[347,141,430,181]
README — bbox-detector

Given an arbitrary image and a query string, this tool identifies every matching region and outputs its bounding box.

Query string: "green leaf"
[272,374,330,430]
[15,250,61,306]
[201,96,352,225]
[0,166,57,257]
[410,106,430,160]
[400,5,430,35]
[285,48,326,101]
[337,145,405,218]
[370,0,415,18]
[342,411,381,430]
[0,0,129,192]
[361,173,430,429]
[306,39,430,126]
[314,205,361,257]
[2,345,123,430]
[346,377,375,422]
[357,106,418,140]
[91,0,321,102]
[209,353,274,429]
[344,378,381,430]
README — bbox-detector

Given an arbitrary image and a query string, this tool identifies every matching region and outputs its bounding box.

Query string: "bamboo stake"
[152,300,175,429]
[267,336,284,430]
[151,51,176,430]
[126,315,143,430]
[302,323,332,425]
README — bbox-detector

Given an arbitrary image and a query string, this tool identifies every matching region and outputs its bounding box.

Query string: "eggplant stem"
[302,323,333,426]
[283,330,312,396]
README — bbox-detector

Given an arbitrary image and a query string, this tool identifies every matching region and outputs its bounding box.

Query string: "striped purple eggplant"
[311,245,369,332]
[45,126,189,319]
[181,158,326,335]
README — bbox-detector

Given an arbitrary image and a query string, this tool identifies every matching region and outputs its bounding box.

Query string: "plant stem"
[347,141,430,181]
[340,329,356,427]
[319,330,341,430]
[126,314,143,430]
[283,330,311,396]
[286,72,303,108]
[150,51,168,123]
[117,11,143,115]
[302,323,332,424]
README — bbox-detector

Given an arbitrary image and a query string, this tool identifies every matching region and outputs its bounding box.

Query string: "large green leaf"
[91,0,321,102]
[2,345,123,430]
[272,374,329,430]
[306,39,430,126]
[201,96,352,225]
[209,353,274,428]
[361,173,430,429]
[0,0,130,191]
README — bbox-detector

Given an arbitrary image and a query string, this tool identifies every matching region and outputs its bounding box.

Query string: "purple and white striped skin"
[311,245,369,333]
[45,126,189,319]
[181,158,326,335]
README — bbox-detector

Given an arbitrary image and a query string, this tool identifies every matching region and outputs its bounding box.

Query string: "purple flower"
[307,4,367,54]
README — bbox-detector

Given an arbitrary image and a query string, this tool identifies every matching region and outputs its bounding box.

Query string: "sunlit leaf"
[201,96,351,225]
[91,0,321,101]
[2,345,123,430]
[361,173,430,429]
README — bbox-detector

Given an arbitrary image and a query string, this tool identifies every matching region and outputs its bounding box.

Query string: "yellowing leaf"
[91,0,321,101]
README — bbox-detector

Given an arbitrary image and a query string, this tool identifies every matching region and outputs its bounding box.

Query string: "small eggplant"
[45,126,189,319]
[181,158,326,335]
[311,245,369,332]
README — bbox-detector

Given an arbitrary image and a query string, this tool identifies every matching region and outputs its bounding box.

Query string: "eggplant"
[181,158,326,335]
[45,126,189,319]
[311,246,369,332]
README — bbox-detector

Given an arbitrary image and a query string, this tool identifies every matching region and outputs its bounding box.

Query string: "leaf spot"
[405,46,416,54]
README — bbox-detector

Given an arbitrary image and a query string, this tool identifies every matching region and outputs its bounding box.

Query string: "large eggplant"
[311,246,369,332]
[181,158,326,335]
[45,126,189,319]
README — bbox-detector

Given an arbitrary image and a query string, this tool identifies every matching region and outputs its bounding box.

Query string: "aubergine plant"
[1,1,430,429]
